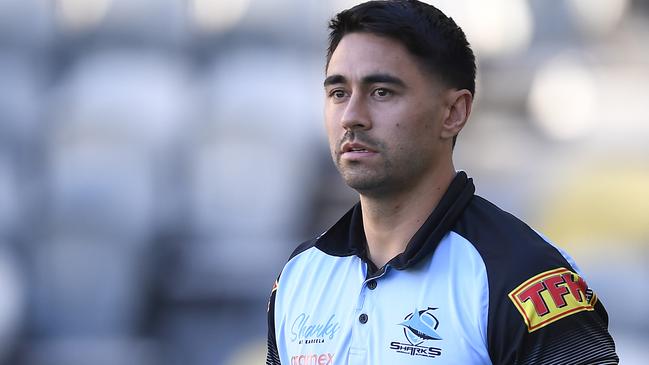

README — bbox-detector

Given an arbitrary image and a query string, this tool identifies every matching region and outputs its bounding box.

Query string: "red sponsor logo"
[290,353,334,365]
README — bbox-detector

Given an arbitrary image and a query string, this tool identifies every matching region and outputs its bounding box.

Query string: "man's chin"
[341,174,386,194]
[336,163,390,192]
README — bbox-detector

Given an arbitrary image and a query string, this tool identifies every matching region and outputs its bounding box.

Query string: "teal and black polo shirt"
[266,172,618,365]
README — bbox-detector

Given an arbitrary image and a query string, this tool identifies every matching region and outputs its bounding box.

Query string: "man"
[266,1,618,364]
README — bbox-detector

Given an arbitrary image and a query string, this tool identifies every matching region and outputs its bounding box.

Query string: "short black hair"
[326,0,476,96]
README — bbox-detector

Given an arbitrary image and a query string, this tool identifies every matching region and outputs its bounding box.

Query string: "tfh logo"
[509,268,597,332]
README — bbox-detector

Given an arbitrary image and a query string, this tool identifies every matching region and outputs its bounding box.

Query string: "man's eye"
[372,88,392,97]
[330,90,347,99]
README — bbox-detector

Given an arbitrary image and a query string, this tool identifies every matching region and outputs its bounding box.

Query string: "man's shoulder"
[453,195,579,286]
[287,237,320,262]
[453,198,617,364]
[272,238,320,292]
[280,234,335,274]
[455,195,559,256]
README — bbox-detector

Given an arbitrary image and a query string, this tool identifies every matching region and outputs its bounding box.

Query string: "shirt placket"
[347,263,389,365]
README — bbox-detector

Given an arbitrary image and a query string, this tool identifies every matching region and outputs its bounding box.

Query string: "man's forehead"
[325,32,428,83]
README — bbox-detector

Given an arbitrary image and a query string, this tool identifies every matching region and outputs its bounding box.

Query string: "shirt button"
[367,280,377,290]
[359,313,368,324]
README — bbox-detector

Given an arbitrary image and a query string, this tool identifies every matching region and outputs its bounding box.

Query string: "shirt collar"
[315,171,475,273]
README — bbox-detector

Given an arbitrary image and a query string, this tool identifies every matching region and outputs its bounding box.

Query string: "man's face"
[324,32,451,196]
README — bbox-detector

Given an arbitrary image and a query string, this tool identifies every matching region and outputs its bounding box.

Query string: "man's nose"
[340,94,371,131]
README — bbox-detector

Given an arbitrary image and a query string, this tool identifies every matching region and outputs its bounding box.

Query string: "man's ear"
[441,89,473,140]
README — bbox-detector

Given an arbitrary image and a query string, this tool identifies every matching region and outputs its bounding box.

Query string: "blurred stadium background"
[0,0,647,364]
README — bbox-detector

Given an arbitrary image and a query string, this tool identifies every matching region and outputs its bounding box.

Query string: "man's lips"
[341,142,377,153]
[340,142,378,159]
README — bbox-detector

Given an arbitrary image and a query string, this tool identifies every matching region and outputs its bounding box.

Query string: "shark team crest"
[389,307,443,358]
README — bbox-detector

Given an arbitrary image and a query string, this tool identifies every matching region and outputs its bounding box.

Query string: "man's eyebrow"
[362,73,406,87]
[324,74,346,87]
[323,73,406,88]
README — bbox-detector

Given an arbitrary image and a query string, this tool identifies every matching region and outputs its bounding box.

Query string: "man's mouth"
[340,142,378,159]
[342,142,375,153]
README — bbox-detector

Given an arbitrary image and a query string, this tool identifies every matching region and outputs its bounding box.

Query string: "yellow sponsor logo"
[508,268,597,332]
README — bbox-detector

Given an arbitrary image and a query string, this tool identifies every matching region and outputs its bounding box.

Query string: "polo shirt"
[266,172,618,364]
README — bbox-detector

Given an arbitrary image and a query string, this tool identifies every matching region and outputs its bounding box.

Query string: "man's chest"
[275,256,491,364]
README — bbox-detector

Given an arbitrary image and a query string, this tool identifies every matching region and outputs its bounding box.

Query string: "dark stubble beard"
[333,130,395,196]
[333,129,434,198]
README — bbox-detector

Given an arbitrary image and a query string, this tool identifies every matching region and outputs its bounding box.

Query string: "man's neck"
[360,166,456,269]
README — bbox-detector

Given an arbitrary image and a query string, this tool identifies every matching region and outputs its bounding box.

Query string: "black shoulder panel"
[265,276,281,365]
[453,196,618,365]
